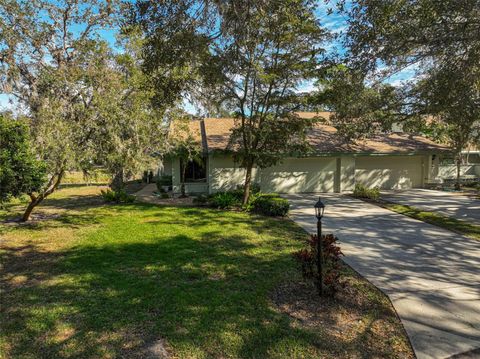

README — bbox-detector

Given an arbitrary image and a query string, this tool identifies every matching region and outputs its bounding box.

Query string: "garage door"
[260,157,337,193]
[355,155,423,190]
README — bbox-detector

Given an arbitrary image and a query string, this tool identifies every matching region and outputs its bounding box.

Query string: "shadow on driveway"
[285,193,480,359]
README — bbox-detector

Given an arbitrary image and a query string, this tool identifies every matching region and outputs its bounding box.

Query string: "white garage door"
[260,157,337,193]
[355,155,423,190]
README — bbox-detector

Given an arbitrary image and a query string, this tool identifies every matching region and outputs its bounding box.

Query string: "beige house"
[162,113,450,195]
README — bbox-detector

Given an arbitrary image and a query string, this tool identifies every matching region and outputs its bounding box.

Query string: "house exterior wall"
[260,157,337,193]
[171,157,182,193]
[170,153,435,195]
[354,155,424,189]
[339,156,356,192]
[438,164,480,179]
[208,154,258,193]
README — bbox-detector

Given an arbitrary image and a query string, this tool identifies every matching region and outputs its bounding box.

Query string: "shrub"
[160,192,170,199]
[230,188,245,202]
[250,193,289,216]
[352,184,380,200]
[101,189,136,204]
[463,180,480,189]
[209,191,241,209]
[292,233,343,296]
[250,183,261,194]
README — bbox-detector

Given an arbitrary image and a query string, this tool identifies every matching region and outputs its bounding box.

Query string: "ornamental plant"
[293,233,344,296]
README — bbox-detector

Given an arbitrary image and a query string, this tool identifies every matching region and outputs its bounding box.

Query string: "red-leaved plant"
[292,233,344,296]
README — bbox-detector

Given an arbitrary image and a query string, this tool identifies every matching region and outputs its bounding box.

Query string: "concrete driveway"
[285,194,480,359]
[381,189,480,224]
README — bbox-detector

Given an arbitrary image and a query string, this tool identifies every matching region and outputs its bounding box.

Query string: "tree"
[0,113,46,206]
[0,0,118,220]
[87,31,167,191]
[315,65,403,140]
[415,64,480,188]
[132,0,327,204]
[337,0,480,187]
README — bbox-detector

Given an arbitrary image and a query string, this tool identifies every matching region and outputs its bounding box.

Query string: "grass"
[1,186,413,358]
[61,170,111,185]
[375,201,480,241]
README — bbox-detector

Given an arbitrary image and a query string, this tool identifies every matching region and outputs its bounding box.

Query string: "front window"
[181,157,207,182]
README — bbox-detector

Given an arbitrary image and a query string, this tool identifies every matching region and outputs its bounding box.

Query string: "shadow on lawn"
[1,192,409,358]
[0,186,106,227]
[0,219,391,359]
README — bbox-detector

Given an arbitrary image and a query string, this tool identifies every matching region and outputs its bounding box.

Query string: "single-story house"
[161,112,450,194]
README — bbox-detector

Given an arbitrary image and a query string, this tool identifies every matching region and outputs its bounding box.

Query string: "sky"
[0,1,414,114]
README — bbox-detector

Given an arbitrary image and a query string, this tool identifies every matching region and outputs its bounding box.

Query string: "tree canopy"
[131,0,328,203]
[0,0,171,219]
[332,0,480,186]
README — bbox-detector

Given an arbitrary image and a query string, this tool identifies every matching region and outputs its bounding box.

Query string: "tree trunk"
[21,170,65,222]
[180,159,187,198]
[455,154,461,190]
[110,169,124,192]
[22,197,40,222]
[242,162,254,206]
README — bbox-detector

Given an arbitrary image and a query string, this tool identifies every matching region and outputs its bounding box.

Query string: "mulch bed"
[271,266,415,358]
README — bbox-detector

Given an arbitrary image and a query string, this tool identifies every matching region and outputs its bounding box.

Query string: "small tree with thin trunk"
[131,0,327,204]
[216,0,326,204]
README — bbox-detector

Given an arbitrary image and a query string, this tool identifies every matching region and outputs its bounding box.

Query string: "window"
[181,157,207,182]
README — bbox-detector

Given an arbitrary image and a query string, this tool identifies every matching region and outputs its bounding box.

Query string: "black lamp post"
[314,197,325,296]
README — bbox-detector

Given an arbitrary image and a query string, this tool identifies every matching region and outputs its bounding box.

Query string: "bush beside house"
[194,187,290,217]
[101,189,136,203]
[249,194,290,216]
[352,184,380,200]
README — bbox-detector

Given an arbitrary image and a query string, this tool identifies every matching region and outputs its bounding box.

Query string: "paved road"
[381,189,480,225]
[285,194,480,359]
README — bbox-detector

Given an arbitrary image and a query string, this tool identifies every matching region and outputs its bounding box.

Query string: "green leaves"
[0,113,46,203]
[315,65,403,140]
[327,0,479,153]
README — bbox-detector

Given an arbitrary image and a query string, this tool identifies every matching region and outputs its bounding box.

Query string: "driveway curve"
[381,189,480,224]
[285,194,480,359]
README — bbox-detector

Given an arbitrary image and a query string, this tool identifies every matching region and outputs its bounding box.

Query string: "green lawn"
[1,187,413,358]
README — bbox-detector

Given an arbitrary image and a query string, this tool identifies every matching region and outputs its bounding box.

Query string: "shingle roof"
[168,118,202,143]
[182,113,451,155]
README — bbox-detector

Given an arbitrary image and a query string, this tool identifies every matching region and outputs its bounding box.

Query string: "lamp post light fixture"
[314,197,325,296]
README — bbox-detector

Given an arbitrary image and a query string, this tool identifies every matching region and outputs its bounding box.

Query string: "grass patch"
[375,201,480,241]
[1,186,413,358]
[61,170,111,185]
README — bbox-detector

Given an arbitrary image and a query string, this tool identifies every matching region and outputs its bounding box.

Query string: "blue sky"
[1,1,414,113]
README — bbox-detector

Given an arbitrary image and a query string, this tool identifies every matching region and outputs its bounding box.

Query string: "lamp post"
[314,197,325,296]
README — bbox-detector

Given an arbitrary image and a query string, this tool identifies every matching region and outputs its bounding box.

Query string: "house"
[161,113,451,195]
